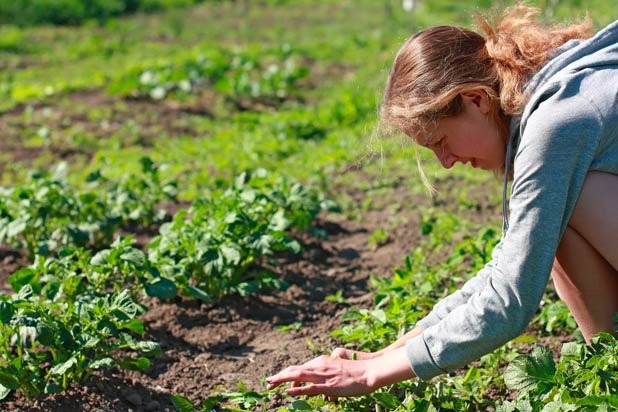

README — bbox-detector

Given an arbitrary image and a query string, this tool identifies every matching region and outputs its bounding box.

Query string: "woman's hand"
[265,346,414,398]
[266,354,376,397]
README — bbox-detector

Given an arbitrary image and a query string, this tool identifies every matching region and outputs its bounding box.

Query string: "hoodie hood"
[524,20,618,103]
[502,20,618,233]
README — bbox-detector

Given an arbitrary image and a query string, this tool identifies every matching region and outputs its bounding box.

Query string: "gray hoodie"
[406,20,618,380]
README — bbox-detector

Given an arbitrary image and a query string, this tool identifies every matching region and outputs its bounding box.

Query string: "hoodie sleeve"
[415,241,503,330]
[406,86,604,380]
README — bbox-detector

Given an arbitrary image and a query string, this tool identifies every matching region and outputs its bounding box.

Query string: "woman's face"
[425,90,507,171]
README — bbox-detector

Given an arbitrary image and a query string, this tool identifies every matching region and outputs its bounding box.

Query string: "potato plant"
[109,45,309,107]
[0,158,177,257]
[500,333,618,411]
[0,286,160,400]
[148,169,337,301]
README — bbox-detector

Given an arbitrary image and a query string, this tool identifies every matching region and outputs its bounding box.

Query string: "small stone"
[145,400,161,411]
[95,380,105,392]
[122,389,142,407]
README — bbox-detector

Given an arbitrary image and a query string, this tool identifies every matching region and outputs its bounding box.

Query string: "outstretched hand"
[265,354,376,397]
[265,346,414,398]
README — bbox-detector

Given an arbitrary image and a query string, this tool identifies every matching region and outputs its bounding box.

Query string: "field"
[0,1,616,411]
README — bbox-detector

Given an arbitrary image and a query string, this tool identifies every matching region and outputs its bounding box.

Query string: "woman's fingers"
[266,365,318,389]
[286,383,331,397]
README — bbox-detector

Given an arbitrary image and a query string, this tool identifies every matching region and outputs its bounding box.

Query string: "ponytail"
[480,5,592,115]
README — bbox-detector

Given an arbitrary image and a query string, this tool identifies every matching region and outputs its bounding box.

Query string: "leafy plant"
[148,169,337,301]
[9,237,178,302]
[500,333,618,411]
[0,285,160,399]
[109,45,309,107]
[0,159,177,257]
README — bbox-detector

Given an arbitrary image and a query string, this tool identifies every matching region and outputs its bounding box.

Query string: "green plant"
[500,333,618,411]
[0,159,177,257]
[9,237,178,303]
[0,285,160,399]
[148,169,337,301]
[368,228,389,250]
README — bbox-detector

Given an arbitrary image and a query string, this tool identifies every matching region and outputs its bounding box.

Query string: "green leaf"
[541,401,577,412]
[50,357,77,376]
[220,244,241,265]
[120,248,146,265]
[0,383,11,400]
[62,274,84,298]
[269,209,289,231]
[496,400,533,412]
[370,309,387,324]
[504,346,556,396]
[0,301,15,324]
[0,370,20,390]
[97,319,118,336]
[121,319,144,335]
[200,248,222,276]
[19,325,37,346]
[88,357,115,370]
[119,356,150,371]
[373,392,401,409]
[200,395,224,411]
[44,382,63,394]
[145,277,178,300]
[134,341,162,358]
[561,341,584,360]
[8,268,39,293]
[36,321,55,346]
[290,399,312,410]
[171,394,195,411]
[252,234,275,254]
[186,285,212,303]
[91,249,111,266]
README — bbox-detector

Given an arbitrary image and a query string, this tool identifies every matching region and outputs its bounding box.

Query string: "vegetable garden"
[0,1,616,411]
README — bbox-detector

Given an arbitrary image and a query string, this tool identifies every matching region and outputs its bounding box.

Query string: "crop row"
[108,45,309,108]
[0,157,177,257]
[0,165,336,400]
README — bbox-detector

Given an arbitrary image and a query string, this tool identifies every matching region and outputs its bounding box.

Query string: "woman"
[266,5,618,397]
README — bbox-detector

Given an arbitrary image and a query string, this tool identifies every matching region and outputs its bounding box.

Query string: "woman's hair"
[381,4,592,144]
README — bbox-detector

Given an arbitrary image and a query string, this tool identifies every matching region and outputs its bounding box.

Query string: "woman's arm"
[330,326,423,360]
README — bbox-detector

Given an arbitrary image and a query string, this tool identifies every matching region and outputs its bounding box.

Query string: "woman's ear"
[460,89,491,115]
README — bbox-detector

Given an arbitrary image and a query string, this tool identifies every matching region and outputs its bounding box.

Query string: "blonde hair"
[381,4,592,144]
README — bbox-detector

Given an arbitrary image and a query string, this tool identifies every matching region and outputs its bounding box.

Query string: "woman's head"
[381,25,502,148]
[381,4,591,172]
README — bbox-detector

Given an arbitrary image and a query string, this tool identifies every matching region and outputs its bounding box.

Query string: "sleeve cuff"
[405,334,447,381]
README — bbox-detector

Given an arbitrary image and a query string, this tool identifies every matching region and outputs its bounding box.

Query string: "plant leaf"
[50,357,77,376]
[145,277,178,300]
[0,383,11,400]
[171,394,195,412]
[0,370,20,390]
[504,346,556,396]
[119,356,150,371]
